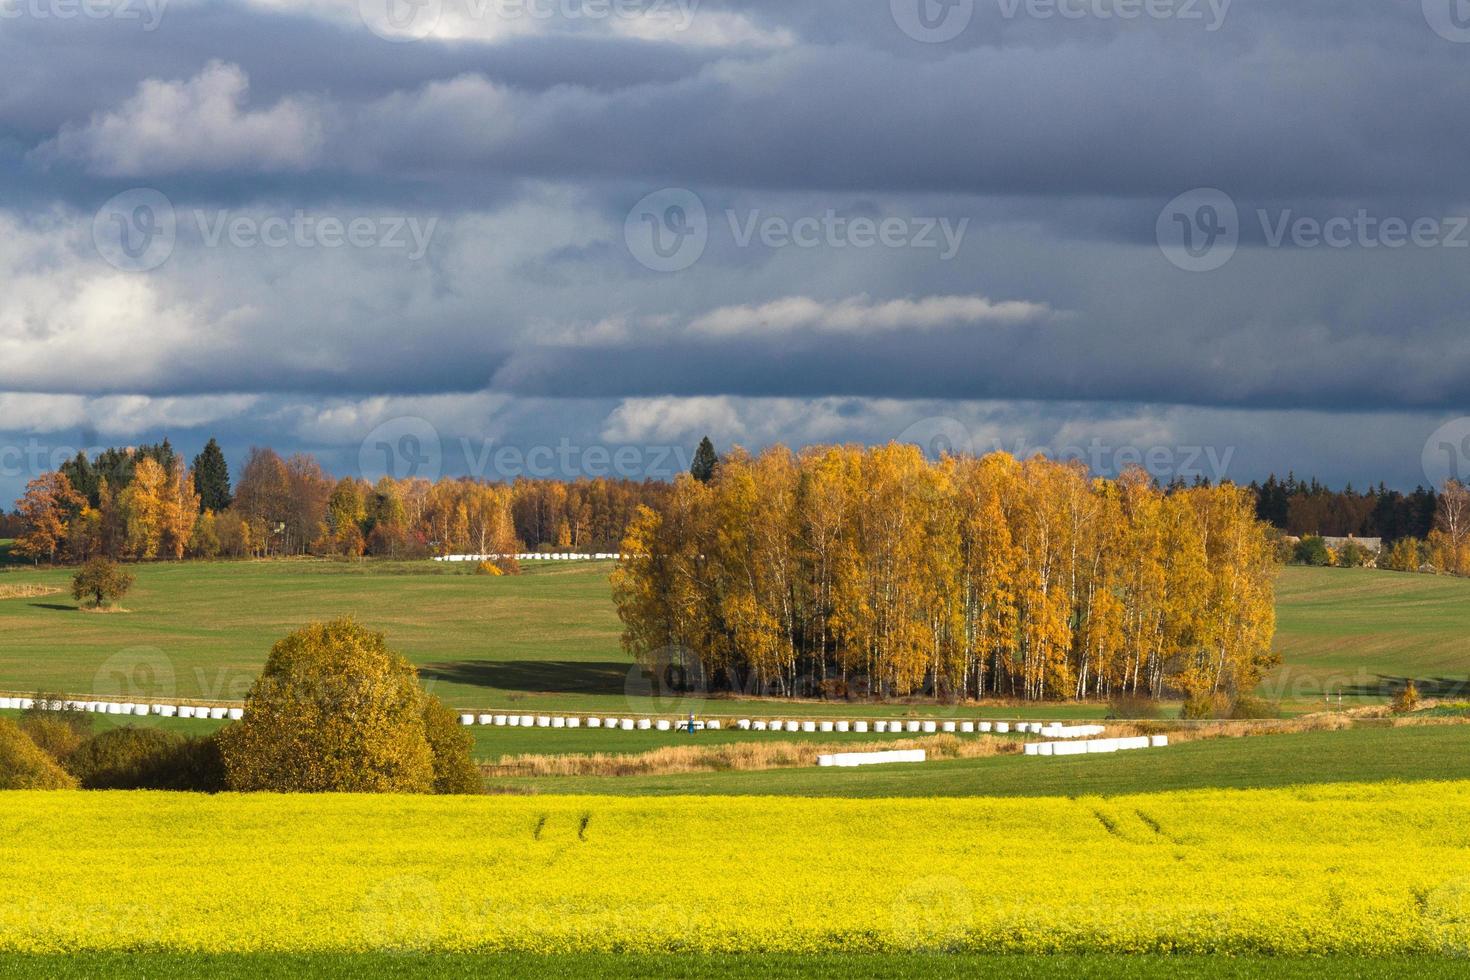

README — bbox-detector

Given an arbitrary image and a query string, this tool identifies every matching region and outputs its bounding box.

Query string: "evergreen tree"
[191,438,233,512]
[690,437,719,484]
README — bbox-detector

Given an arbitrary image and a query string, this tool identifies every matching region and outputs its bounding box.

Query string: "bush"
[19,715,88,762]
[0,718,77,790]
[71,557,134,608]
[66,727,227,791]
[1392,681,1422,715]
[1180,692,1231,720]
[1293,536,1331,566]
[1384,537,1423,573]
[1228,696,1282,720]
[475,560,503,576]
[1105,694,1161,720]
[422,695,482,795]
[218,618,436,793]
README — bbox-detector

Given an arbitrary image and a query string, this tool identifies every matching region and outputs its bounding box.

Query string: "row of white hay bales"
[433,553,623,562]
[454,715,1101,737]
[0,696,242,720]
[817,749,927,768]
[457,713,723,731]
[1024,735,1169,756]
[738,719,1091,736]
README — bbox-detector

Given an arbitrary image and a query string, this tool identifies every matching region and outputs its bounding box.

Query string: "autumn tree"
[14,473,85,563]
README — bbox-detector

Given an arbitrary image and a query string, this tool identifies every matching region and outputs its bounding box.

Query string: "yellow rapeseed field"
[1,782,1468,955]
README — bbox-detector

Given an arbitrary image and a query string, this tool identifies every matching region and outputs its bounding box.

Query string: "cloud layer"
[2,0,1468,499]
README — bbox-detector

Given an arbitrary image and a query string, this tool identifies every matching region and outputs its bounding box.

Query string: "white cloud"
[686,293,1055,338]
[0,392,258,436]
[41,61,323,175]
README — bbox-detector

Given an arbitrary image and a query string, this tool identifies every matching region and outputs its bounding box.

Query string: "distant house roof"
[1321,535,1382,551]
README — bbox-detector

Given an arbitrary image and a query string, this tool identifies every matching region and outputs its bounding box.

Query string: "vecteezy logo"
[1423,417,1470,488]
[359,416,444,483]
[358,0,442,41]
[898,417,975,459]
[624,188,708,272]
[92,188,176,272]
[1423,0,1470,42]
[1156,187,1239,272]
[890,0,974,43]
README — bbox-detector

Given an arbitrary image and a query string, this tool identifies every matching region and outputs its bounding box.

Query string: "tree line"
[9,439,670,564]
[1250,474,1438,541]
[611,444,1278,704]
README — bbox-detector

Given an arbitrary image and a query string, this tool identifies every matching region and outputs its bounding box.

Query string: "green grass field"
[484,724,1470,797]
[4,559,1469,719]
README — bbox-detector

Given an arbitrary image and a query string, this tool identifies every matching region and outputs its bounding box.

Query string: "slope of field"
[1266,566,1470,705]
[4,559,1469,716]
[3,783,1469,955]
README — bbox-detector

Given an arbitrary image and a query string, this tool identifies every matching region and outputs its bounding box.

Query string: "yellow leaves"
[2,783,1470,954]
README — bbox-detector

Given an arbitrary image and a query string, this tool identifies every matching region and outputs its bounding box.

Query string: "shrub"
[1392,681,1422,715]
[0,718,77,790]
[66,727,227,791]
[20,715,88,762]
[475,560,504,576]
[1228,696,1282,720]
[1180,692,1231,720]
[218,618,435,793]
[1105,694,1161,720]
[422,695,482,795]
[1293,536,1331,566]
[71,557,134,609]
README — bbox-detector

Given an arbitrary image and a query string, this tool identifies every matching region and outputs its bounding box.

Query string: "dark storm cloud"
[3,0,1470,494]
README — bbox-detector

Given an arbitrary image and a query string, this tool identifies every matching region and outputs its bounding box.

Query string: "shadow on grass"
[28,603,78,612]
[420,659,633,696]
[1342,675,1470,698]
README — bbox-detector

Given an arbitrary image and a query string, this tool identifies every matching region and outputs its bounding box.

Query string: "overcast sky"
[4,0,1470,501]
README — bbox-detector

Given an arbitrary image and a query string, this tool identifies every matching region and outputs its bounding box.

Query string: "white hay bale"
[210,707,227,720]
[854,721,869,733]
[1024,742,1040,756]
[620,719,635,730]
[459,714,475,726]
[836,721,850,733]
[817,755,836,767]
[567,717,581,728]
[995,722,1009,734]
[637,718,652,730]
[819,721,834,733]
[520,715,535,727]
[1086,738,1119,753]
[106,703,122,715]
[493,714,508,726]
[922,721,937,733]
[587,717,602,728]
[0,697,11,709]
[478,714,494,725]
[535,716,551,728]
[785,721,800,732]
[960,721,974,733]
[802,721,816,732]
[979,721,992,732]
[1039,742,1055,756]
[227,708,243,720]
[179,705,196,719]
[551,716,566,728]
[874,720,888,733]
[655,719,671,731]
[134,705,149,716]
[18,699,33,710]
[737,719,751,730]
[707,720,721,730]
[823,749,926,768]
[1150,735,1169,748]
[605,718,620,728]
[508,715,521,727]
[942,721,956,733]
[752,720,767,731]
